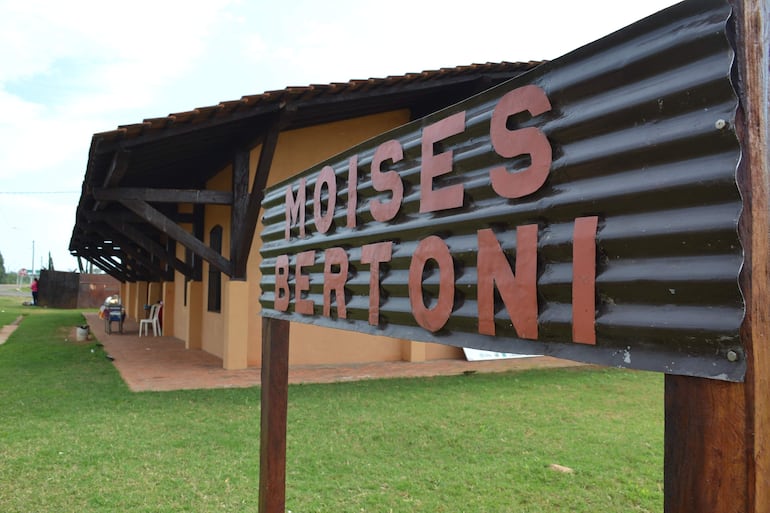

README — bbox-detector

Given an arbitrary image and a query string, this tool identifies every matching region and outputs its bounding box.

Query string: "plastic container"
[76,325,89,342]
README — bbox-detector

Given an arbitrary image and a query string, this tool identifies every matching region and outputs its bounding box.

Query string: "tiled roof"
[71,60,542,280]
[93,61,541,144]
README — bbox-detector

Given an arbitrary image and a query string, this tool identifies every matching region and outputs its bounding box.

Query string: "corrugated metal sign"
[259,0,744,381]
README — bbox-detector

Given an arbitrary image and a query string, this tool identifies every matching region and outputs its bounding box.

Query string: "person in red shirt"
[30,278,39,306]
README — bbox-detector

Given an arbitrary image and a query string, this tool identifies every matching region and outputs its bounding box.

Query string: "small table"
[104,305,124,334]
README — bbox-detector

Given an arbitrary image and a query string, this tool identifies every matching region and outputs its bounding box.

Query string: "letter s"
[489,85,552,198]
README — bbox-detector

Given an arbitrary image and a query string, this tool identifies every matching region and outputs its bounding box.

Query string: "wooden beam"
[664,377,748,511]
[101,252,142,282]
[664,2,770,512]
[91,224,156,266]
[82,209,137,224]
[107,104,284,150]
[101,218,170,264]
[113,237,169,282]
[82,256,125,282]
[193,204,205,239]
[95,150,131,211]
[81,251,130,282]
[102,150,131,188]
[81,212,176,279]
[735,1,770,510]
[192,204,205,279]
[232,119,281,279]
[230,148,250,280]
[258,317,290,513]
[93,187,233,205]
[102,216,198,280]
[120,199,233,276]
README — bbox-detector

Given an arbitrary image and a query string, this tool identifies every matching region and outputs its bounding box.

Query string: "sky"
[0,0,679,274]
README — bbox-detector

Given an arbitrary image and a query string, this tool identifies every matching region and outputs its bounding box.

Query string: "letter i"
[572,216,599,344]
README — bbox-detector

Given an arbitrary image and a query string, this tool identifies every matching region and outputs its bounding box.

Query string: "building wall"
[78,273,121,308]
[201,169,232,360]
[173,268,189,343]
[161,280,175,337]
[172,207,194,345]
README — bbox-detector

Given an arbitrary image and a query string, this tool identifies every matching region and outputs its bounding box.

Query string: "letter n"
[477,226,538,339]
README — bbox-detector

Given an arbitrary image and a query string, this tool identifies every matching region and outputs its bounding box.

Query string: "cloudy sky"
[0,0,678,274]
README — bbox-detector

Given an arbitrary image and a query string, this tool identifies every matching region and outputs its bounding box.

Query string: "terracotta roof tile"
[91,61,540,144]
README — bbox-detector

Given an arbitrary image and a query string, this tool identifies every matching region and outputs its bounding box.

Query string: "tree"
[0,250,5,283]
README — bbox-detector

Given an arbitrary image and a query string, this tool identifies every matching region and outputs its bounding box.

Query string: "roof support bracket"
[231,116,282,279]
[81,211,195,280]
[120,198,233,276]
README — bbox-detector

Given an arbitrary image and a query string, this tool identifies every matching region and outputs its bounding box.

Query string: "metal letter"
[409,236,454,332]
[420,111,466,213]
[323,247,349,318]
[361,241,393,326]
[477,226,538,339]
[313,166,336,234]
[489,85,552,198]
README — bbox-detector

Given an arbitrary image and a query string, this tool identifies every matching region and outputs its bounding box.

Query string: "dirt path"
[0,315,23,345]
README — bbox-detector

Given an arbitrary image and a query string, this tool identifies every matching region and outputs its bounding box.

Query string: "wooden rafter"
[101,215,198,280]
[93,187,233,205]
[120,199,232,276]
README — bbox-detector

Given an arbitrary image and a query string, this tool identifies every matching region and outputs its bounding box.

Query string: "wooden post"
[664,1,769,511]
[664,376,749,511]
[258,317,290,513]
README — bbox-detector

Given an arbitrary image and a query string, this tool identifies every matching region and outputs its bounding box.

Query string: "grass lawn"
[0,288,29,327]
[0,296,663,512]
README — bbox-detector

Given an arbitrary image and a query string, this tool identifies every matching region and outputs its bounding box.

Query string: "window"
[184,247,192,307]
[207,225,223,312]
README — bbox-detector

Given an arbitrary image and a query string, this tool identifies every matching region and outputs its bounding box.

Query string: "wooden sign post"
[258,317,290,513]
[665,2,769,511]
[257,1,770,511]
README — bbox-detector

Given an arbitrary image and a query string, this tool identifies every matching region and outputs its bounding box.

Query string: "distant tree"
[0,251,5,283]
[48,252,54,271]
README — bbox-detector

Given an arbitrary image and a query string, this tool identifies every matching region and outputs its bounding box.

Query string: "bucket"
[76,326,89,342]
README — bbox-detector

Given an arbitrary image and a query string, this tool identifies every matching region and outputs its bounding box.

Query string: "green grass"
[0,296,663,512]
[0,290,29,326]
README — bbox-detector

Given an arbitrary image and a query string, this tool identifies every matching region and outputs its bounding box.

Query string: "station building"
[69,62,539,369]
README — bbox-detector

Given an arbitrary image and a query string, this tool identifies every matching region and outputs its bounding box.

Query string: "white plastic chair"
[139,303,162,337]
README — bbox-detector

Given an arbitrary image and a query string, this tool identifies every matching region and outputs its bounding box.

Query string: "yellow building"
[70,62,538,369]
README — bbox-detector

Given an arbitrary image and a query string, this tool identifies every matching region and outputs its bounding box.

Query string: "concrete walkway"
[82,312,584,392]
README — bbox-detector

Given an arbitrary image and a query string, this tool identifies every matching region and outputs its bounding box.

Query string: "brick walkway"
[82,312,584,392]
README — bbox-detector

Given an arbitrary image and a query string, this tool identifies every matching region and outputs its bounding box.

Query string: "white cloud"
[0,0,680,274]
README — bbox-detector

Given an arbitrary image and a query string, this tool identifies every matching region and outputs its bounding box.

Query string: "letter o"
[408,236,455,332]
[314,165,336,233]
